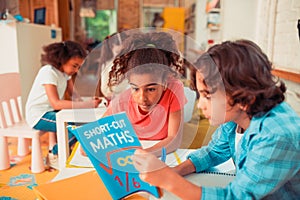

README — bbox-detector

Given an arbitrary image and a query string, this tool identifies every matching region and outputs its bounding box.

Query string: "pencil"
[161,147,166,163]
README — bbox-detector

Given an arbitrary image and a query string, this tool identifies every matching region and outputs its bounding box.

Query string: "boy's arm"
[172,158,197,176]
[163,171,202,200]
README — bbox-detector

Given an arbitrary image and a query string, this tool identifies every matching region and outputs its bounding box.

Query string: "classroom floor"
[0,134,59,200]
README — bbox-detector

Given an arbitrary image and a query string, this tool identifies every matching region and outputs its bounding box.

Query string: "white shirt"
[235,126,244,153]
[25,65,70,127]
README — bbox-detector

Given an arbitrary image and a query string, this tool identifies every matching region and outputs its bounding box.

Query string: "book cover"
[68,112,161,200]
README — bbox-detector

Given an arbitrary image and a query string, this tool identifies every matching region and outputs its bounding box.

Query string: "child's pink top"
[106,78,186,140]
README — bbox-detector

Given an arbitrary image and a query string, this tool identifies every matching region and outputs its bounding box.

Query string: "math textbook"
[68,112,161,200]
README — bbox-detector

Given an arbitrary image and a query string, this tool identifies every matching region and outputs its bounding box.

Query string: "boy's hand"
[132,149,171,186]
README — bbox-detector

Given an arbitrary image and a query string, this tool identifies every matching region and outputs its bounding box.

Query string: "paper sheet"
[67,141,195,168]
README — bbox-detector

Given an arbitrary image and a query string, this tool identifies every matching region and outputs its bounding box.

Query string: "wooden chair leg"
[0,136,10,170]
[17,137,30,156]
[30,133,45,173]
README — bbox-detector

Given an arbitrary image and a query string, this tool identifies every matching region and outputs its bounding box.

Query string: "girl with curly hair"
[102,31,186,156]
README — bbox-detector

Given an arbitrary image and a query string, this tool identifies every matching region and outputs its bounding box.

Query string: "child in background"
[96,32,129,99]
[102,31,186,156]
[132,39,300,199]
[25,41,102,162]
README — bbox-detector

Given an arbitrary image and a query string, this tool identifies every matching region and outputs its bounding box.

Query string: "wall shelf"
[272,68,300,84]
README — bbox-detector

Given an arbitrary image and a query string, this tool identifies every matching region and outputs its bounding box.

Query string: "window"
[84,10,117,43]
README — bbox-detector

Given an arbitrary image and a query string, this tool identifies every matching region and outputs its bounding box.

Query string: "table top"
[56,106,107,122]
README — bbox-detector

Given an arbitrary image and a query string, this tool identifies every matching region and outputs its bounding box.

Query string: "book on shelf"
[68,112,161,200]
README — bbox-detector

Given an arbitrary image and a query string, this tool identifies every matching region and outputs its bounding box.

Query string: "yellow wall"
[162,7,185,51]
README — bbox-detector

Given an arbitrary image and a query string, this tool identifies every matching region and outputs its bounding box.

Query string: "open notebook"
[151,158,236,200]
[149,159,235,200]
[151,172,236,200]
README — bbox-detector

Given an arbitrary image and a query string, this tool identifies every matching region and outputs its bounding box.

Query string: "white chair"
[0,72,49,173]
[183,87,197,122]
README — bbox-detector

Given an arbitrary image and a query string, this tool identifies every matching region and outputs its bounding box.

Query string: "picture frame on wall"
[34,7,46,24]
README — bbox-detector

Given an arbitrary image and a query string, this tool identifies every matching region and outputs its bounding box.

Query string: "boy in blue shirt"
[132,39,300,199]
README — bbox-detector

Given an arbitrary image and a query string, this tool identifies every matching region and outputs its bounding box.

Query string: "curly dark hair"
[193,39,286,118]
[41,40,87,69]
[107,31,184,87]
[98,32,129,67]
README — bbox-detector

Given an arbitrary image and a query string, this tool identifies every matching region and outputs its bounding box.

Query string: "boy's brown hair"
[193,39,286,117]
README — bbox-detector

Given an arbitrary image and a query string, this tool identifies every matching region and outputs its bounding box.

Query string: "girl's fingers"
[92,96,101,100]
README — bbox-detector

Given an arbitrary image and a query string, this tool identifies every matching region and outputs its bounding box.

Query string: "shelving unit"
[184,2,196,37]
[183,0,223,74]
[206,0,222,44]
[183,0,207,61]
[207,8,221,31]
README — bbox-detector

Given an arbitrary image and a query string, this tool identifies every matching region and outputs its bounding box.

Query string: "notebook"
[151,171,236,200]
[150,157,236,200]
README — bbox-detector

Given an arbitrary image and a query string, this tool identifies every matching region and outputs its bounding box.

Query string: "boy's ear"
[240,96,256,111]
[239,105,247,111]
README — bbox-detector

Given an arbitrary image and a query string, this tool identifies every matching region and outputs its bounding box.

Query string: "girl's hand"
[93,96,104,107]
[132,149,171,187]
[83,98,102,108]
[80,146,87,157]
[92,98,102,107]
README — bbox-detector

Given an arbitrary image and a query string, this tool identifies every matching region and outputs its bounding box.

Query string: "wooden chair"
[0,72,47,173]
